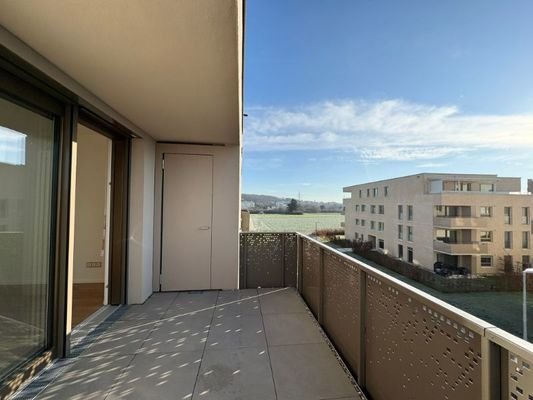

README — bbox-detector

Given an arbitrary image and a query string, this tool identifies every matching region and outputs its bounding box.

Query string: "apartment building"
[344,173,533,275]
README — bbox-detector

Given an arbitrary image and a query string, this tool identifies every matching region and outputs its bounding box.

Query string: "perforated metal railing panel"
[323,251,360,376]
[365,274,482,399]
[301,238,321,318]
[508,351,533,399]
[239,232,297,288]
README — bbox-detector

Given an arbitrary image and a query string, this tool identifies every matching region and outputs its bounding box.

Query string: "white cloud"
[244,99,533,161]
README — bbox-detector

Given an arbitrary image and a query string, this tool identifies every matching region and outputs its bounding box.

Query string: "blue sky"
[243,0,533,202]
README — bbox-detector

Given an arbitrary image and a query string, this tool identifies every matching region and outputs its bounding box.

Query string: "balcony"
[14,233,533,400]
[434,240,489,254]
[433,216,488,229]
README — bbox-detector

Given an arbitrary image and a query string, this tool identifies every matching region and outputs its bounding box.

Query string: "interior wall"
[72,125,110,284]
[153,143,241,291]
[128,137,156,304]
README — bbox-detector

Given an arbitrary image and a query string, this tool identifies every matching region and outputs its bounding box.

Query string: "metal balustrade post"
[318,247,325,325]
[297,235,303,293]
[481,337,501,400]
[281,233,286,287]
[357,269,367,389]
[242,234,248,289]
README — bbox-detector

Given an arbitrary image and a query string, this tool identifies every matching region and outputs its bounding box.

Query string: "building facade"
[344,173,533,275]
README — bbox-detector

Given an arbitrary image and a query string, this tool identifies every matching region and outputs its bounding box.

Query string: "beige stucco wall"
[153,143,240,291]
[128,137,156,304]
[344,174,533,275]
[72,125,110,284]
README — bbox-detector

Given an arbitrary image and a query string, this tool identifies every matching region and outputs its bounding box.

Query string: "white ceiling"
[0,0,243,144]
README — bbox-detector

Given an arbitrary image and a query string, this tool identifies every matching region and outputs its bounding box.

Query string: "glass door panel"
[0,96,56,379]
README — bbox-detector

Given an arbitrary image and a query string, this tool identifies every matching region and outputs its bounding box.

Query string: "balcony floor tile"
[24,288,362,400]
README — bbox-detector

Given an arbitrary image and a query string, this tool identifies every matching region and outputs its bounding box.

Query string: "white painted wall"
[128,137,156,304]
[153,143,241,291]
[72,126,110,284]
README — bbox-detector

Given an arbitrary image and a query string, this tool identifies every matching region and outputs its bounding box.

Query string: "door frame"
[0,45,134,397]
[77,108,131,306]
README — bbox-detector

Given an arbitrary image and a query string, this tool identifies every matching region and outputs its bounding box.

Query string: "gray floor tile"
[139,316,212,354]
[107,351,203,399]
[269,343,358,400]
[258,288,308,314]
[263,313,324,346]
[119,304,169,321]
[80,321,155,357]
[213,299,262,318]
[37,355,133,400]
[193,347,276,400]
[216,289,258,303]
[207,315,267,350]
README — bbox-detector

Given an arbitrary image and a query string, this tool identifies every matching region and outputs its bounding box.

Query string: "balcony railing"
[240,232,533,400]
[434,240,489,254]
[434,216,488,228]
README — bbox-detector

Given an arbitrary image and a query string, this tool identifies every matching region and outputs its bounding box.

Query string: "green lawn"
[346,251,533,342]
[250,213,343,234]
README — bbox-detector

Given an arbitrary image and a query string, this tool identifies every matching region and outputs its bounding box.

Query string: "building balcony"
[434,239,489,254]
[14,232,533,400]
[433,216,488,229]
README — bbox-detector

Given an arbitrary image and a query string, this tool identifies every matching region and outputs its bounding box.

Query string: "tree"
[287,198,299,213]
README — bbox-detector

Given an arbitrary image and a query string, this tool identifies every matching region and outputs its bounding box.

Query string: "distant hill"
[242,193,343,213]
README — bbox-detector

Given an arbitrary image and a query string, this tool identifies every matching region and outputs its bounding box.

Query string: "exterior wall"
[128,137,156,304]
[153,143,240,291]
[344,174,533,275]
[72,125,110,284]
[436,192,533,274]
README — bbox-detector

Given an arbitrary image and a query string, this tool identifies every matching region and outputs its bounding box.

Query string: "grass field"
[250,213,343,234]
[346,251,533,342]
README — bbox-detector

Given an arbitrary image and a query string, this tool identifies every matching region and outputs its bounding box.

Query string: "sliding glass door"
[0,95,57,379]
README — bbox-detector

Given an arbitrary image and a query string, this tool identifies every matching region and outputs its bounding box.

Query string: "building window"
[359,189,362,198]
[398,244,404,259]
[460,182,472,191]
[398,225,403,239]
[367,188,370,197]
[371,205,376,214]
[504,231,512,249]
[378,205,385,214]
[355,204,359,212]
[378,239,384,249]
[370,221,376,230]
[384,186,389,197]
[407,226,413,241]
[504,207,512,225]
[354,233,359,240]
[522,255,531,269]
[480,206,492,217]
[378,222,385,231]
[407,205,413,221]
[480,256,493,267]
[480,183,494,192]
[398,205,403,220]
[373,187,378,197]
[355,219,360,225]
[407,247,414,263]
[361,219,366,227]
[361,204,366,212]
[480,231,493,242]
[522,207,530,225]
[522,231,529,249]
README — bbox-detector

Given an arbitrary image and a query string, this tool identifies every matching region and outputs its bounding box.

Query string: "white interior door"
[161,153,213,291]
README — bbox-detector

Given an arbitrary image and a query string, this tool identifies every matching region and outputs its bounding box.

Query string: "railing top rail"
[485,327,533,360]
[296,232,495,335]
[240,231,297,234]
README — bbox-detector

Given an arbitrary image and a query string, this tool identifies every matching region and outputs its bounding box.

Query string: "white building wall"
[344,173,533,275]
[128,137,156,304]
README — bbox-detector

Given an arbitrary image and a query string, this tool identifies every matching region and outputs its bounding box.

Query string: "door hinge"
[162,158,165,170]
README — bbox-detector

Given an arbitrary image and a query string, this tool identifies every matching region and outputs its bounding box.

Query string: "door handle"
[199,226,211,230]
